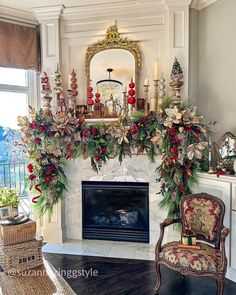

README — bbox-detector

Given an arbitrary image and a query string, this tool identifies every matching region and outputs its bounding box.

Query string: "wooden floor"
[44,253,236,295]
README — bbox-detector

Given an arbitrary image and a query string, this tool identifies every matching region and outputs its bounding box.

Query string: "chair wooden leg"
[154,262,162,294]
[216,276,225,295]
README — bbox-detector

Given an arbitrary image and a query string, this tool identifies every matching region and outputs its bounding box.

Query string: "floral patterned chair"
[155,193,230,295]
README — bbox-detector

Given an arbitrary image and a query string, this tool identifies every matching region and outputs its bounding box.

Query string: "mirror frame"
[217,132,236,152]
[85,25,141,90]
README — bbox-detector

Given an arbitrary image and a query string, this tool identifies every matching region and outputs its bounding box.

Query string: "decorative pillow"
[182,197,222,241]
[159,241,220,272]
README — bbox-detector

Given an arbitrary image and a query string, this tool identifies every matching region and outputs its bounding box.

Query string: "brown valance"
[0,21,40,71]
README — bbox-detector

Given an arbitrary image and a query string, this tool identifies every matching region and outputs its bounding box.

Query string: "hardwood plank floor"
[44,253,236,295]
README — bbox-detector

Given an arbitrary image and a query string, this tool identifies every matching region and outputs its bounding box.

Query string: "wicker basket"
[0,219,36,246]
[0,239,43,273]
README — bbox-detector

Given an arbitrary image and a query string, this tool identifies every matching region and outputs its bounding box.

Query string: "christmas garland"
[18,99,208,218]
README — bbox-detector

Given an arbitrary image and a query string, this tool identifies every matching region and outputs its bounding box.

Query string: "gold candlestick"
[67,89,76,117]
[149,79,159,112]
[122,91,128,117]
[143,84,149,115]
[154,79,159,105]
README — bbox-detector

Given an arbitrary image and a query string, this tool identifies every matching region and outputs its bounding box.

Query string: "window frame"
[0,68,40,111]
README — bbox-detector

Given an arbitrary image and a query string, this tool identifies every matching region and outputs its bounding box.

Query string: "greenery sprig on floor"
[18,99,208,218]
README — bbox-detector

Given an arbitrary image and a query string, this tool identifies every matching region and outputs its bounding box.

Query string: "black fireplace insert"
[82,181,149,243]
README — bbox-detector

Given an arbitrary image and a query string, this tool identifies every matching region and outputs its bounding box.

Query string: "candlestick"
[159,74,166,101]
[143,84,149,115]
[149,98,157,112]
[208,137,214,173]
[122,90,128,117]
[123,86,127,92]
[153,79,159,111]
[154,61,159,80]
[144,79,149,86]
[68,74,71,90]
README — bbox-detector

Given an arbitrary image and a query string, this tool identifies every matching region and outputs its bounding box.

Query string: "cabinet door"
[231,210,236,270]
[192,178,231,261]
[231,183,236,270]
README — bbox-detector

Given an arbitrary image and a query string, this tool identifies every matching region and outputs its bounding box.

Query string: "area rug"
[0,259,76,295]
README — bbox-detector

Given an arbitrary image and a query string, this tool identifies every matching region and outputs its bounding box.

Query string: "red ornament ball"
[87,99,94,106]
[71,83,78,90]
[71,89,78,96]
[95,92,100,98]
[87,92,94,99]
[127,96,136,104]
[128,89,135,96]
[129,79,135,88]
[87,86,93,92]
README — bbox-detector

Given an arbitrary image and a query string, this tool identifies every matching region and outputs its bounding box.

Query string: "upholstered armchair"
[155,193,230,295]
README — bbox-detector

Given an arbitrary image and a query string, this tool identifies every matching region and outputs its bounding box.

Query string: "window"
[0,67,35,129]
[0,67,37,204]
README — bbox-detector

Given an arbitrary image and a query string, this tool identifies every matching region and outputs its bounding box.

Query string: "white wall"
[189,8,199,105]
[198,0,236,139]
[58,1,191,104]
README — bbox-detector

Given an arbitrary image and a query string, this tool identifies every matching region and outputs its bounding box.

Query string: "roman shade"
[0,21,40,71]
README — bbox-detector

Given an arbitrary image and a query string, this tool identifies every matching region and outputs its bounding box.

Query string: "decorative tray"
[0,213,29,226]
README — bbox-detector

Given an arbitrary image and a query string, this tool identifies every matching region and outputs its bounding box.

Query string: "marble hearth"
[63,155,178,245]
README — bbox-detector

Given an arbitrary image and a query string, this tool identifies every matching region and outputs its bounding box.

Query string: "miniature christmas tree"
[169,58,184,103]
[170,57,184,80]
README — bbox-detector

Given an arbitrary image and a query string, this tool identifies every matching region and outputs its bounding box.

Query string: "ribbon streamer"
[32,184,42,203]
[66,144,73,160]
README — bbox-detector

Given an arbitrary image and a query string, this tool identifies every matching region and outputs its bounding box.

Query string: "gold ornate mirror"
[85,24,141,109]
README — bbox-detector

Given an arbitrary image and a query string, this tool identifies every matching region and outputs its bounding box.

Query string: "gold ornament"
[182,106,201,125]
[158,107,164,114]
[178,126,184,133]
[151,130,163,146]
[164,106,182,127]
[110,125,130,145]
[17,116,29,127]
[186,142,208,160]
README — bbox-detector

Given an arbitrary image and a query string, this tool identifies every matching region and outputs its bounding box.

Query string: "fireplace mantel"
[36,156,236,281]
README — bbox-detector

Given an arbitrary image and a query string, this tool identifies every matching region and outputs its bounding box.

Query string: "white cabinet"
[194,173,236,282]
[231,184,236,271]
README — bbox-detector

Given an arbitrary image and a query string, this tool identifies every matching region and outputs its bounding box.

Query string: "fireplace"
[82,181,149,243]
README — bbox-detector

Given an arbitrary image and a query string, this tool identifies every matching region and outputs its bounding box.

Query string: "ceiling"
[0,0,219,16]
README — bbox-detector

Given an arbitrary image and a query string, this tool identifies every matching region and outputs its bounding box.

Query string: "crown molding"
[164,0,192,7]
[31,5,65,21]
[63,1,166,20]
[0,5,38,25]
[190,0,219,10]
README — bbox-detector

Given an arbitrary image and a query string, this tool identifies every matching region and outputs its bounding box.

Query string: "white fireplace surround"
[63,155,171,244]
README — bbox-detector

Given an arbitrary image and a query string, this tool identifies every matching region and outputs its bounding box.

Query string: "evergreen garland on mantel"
[18,99,208,219]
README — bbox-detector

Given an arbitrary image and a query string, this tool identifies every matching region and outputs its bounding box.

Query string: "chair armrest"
[155,218,182,255]
[220,226,230,239]
[220,226,230,251]
[218,226,230,272]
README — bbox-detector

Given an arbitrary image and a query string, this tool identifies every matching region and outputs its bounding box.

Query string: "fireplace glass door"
[82,181,149,243]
